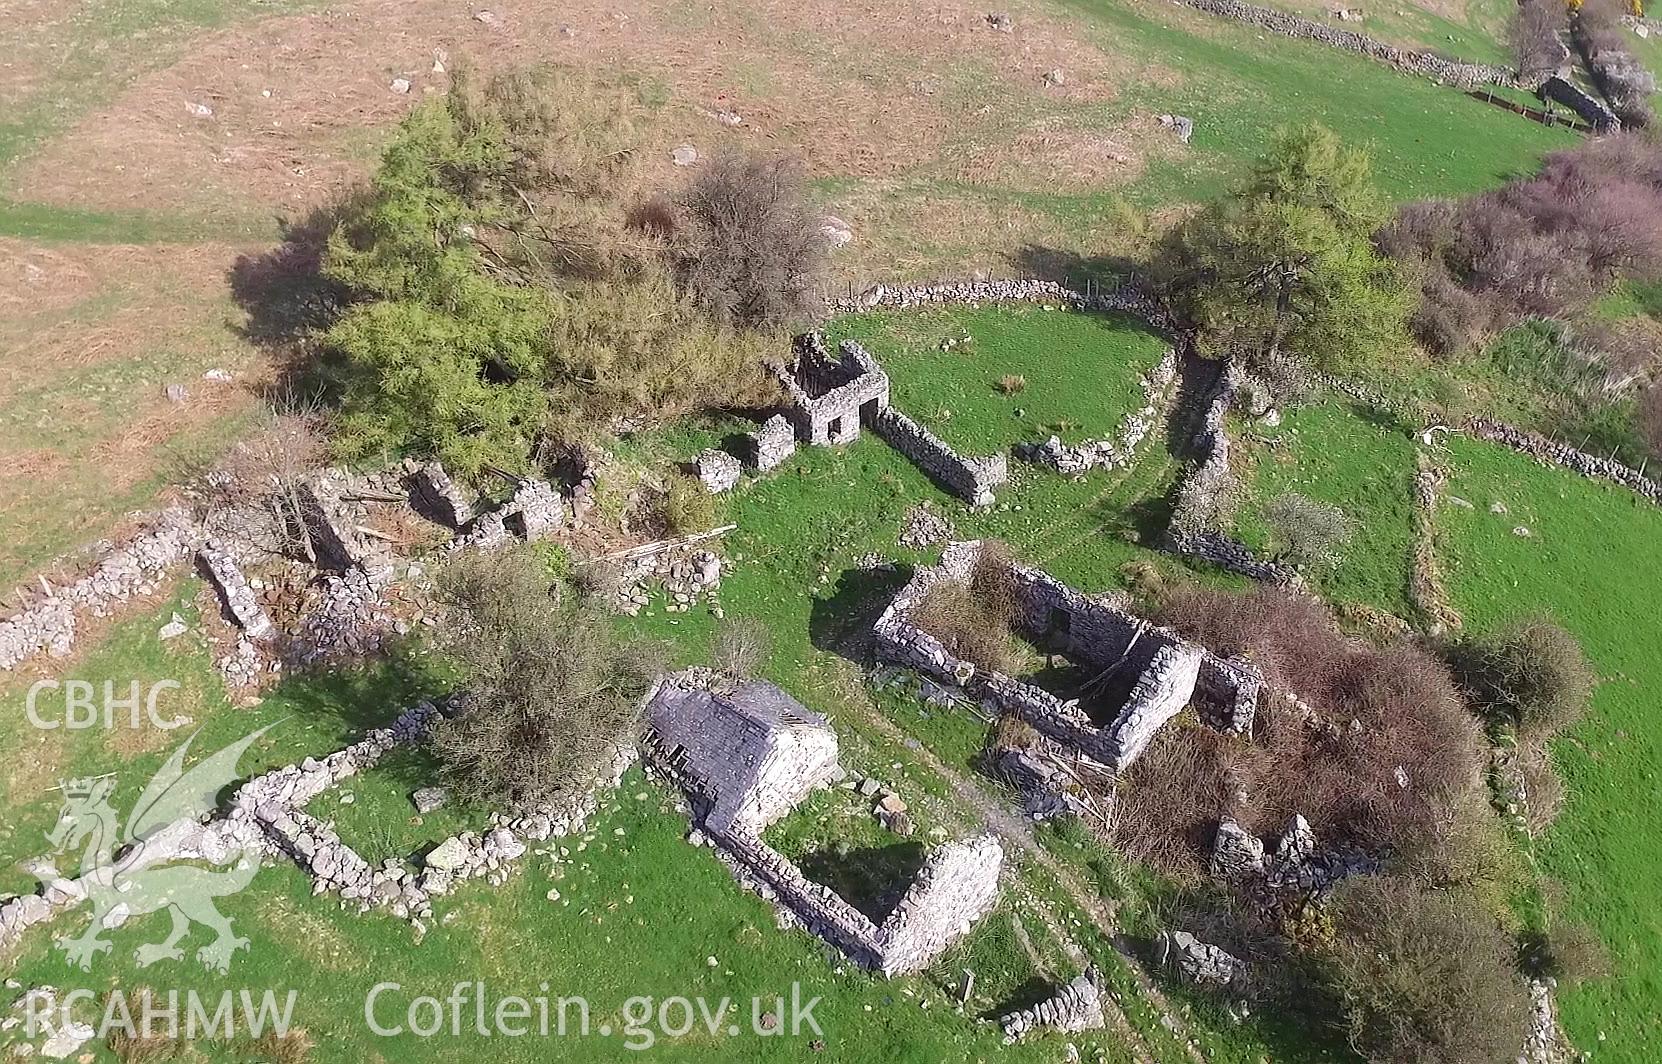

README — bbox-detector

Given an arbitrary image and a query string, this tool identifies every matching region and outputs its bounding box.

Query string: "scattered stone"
[425,837,471,872]
[390,78,412,94]
[671,144,699,166]
[163,383,189,404]
[158,612,188,641]
[1159,113,1195,143]
[412,787,449,815]
[1513,526,1532,537]
[203,368,233,382]
[1042,68,1067,86]
[185,101,214,118]
[1155,930,1246,987]
[985,12,1014,31]
[473,9,499,25]
[899,502,953,549]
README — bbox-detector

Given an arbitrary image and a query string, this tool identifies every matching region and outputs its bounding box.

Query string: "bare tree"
[204,394,328,563]
[431,547,664,807]
[675,152,830,331]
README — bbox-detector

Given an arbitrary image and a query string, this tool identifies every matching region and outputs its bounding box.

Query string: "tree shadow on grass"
[797,842,928,922]
[262,637,455,736]
[807,564,914,666]
[1007,244,1141,291]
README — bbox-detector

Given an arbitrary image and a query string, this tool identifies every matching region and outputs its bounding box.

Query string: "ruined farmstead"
[875,541,1264,775]
[642,672,1005,976]
[774,333,1009,506]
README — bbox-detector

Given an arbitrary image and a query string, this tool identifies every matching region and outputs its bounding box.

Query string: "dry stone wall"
[0,507,200,671]
[1175,0,1516,88]
[1024,350,1179,475]
[872,407,1009,506]
[828,278,1173,332]
[998,967,1107,1042]
[1538,74,1621,131]
[1468,416,1662,503]
[198,541,274,640]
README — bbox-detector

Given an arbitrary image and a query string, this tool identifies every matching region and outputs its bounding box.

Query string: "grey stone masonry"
[1469,416,1661,503]
[875,541,1265,773]
[773,334,891,446]
[827,278,1173,332]
[406,461,475,529]
[0,507,200,671]
[502,478,566,542]
[643,676,839,836]
[643,669,1003,977]
[300,469,392,574]
[1175,0,1516,89]
[998,967,1108,1042]
[872,406,1008,506]
[1166,364,1302,586]
[198,540,274,640]
[1538,74,1621,131]
[1155,930,1246,988]
[695,449,743,493]
[749,415,797,471]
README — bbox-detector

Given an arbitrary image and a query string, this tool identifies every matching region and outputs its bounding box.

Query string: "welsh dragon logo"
[41,726,275,974]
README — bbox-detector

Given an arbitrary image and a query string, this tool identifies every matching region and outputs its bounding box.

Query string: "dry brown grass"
[11,0,1171,264]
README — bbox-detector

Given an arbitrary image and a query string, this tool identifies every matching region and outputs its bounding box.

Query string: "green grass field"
[1438,438,1662,1063]
[1234,400,1420,616]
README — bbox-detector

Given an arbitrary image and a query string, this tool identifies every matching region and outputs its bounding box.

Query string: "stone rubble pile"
[288,568,403,667]
[998,967,1107,1042]
[0,508,200,671]
[299,470,393,575]
[898,502,954,549]
[609,547,725,616]
[407,461,475,529]
[695,449,743,493]
[1210,815,1377,897]
[1155,929,1247,988]
[502,479,567,542]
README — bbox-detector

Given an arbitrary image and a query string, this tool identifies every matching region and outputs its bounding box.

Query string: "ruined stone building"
[642,672,1004,976]
[876,541,1263,775]
[772,333,892,446]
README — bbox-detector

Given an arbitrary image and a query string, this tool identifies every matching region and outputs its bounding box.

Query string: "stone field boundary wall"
[871,406,1009,506]
[1468,416,1662,503]
[1165,365,1302,586]
[1173,0,1517,89]
[1024,349,1180,476]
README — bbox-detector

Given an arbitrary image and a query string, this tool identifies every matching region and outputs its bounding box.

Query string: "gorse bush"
[320,65,781,478]
[1451,615,1596,739]
[431,546,662,807]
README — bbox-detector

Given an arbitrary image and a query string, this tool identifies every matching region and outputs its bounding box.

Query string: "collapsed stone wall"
[1023,350,1179,475]
[299,470,393,575]
[871,406,1009,506]
[1174,0,1516,89]
[0,507,201,671]
[198,541,274,640]
[1468,416,1662,503]
[1165,365,1302,586]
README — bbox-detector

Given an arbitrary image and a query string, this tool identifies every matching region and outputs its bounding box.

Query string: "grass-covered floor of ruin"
[1437,438,1662,1064]
[821,304,1169,457]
